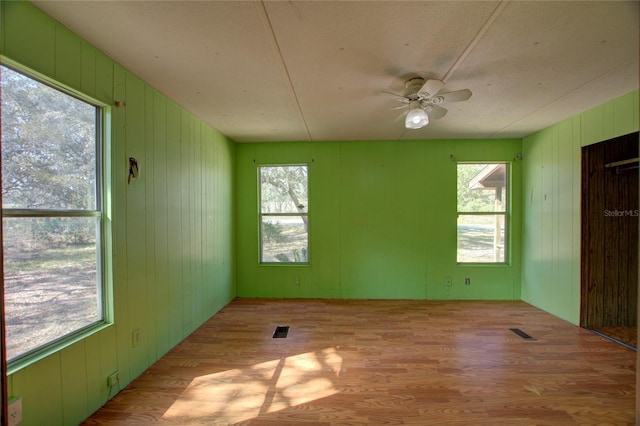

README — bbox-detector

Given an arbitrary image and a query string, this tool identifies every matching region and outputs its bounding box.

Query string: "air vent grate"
[509,328,535,340]
[273,325,289,338]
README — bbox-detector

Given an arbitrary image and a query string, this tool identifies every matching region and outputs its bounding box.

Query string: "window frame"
[258,163,309,265]
[456,162,509,265]
[1,58,113,373]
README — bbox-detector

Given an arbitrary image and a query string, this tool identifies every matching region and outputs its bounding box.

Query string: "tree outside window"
[1,64,105,363]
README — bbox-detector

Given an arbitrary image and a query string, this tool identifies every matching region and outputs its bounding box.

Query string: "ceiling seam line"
[256,0,313,142]
[442,0,510,83]
[486,56,640,138]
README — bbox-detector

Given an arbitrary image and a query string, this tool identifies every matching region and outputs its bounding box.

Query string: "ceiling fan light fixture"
[405,101,429,129]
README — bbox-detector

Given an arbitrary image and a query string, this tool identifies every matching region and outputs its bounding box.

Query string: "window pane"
[457,163,506,212]
[1,65,97,210]
[260,166,308,214]
[261,216,308,263]
[3,216,101,360]
[457,214,505,263]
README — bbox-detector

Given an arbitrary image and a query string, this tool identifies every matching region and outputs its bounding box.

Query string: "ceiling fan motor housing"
[403,77,425,98]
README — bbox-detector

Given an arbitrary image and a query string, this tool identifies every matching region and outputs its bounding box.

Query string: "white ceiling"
[32,1,639,143]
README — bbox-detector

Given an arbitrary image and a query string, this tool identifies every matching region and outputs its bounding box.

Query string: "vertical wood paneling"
[83,333,104,415]
[125,72,149,379]
[166,101,184,348]
[570,116,581,315]
[60,343,89,425]
[582,107,604,147]
[79,41,96,98]
[584,141,605,325]
[581,132,638,327]
[213,133,223,302]
[193,120,204,325]
[627,200,639,325]
[112,64,131,386]
[153,93,170,358]
[220,135,236,305]
[613,92,636,137]
[202,128,214,309]
[522,131,544,304]
[3,2,55,75]
[524,91,638,325]
[310,142,342,298]
[617,155,630,325]
[542,128,555,310]
[180,111,193,333]
[4,3,236,423]
[557,120,576,316]
[237,139,521,301]
[94,51,113,104]
[551,127,560,314]
[1,1,5,53]
[602,101,615,141]
[144,85,157,361]
[12,355,63,425]
[432,142,456,299]
[99,326,118,396]
[54,24,81,88]
[634,91,639,131]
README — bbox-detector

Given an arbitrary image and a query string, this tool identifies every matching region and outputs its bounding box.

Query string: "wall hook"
[128,157,139,184]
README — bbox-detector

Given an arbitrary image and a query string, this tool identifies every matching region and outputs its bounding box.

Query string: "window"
[259,165,308,263]
[457,163,507,263]
[1,64,106,363]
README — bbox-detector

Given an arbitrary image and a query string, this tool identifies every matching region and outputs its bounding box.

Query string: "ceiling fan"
[385,77,472,130]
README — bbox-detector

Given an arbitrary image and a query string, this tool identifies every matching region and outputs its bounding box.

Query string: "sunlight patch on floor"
[162,347,343,423]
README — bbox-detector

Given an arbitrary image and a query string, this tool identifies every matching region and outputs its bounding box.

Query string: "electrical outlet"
[294,277,300,286]
[444,277,452,287]
[465,278,471,285]
[8,397,22,426]
[132,328,141,348]
[107,371,120,388]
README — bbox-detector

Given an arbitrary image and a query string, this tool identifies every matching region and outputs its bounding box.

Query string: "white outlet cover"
[9,397,22,426]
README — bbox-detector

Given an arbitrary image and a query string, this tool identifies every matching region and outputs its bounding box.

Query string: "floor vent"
[273,326,289,338]
[510,328,535,340]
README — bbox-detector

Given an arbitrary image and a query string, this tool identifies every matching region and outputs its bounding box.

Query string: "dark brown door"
[581,132,639,328]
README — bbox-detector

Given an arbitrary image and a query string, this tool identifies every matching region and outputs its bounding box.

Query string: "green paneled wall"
[237,139,522,300]
[2,2,236,424]
[522,91,639,324]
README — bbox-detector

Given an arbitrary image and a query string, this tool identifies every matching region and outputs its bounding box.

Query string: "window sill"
[457,262,511,267]
[259,262,311,267]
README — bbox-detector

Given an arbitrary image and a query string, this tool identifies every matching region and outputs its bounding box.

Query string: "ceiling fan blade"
[394,111,408,122]
[437,89,472,103]
[426,104,448,119]
[417,79,445,97]
[389,104,409,110]
[379,91,410,102]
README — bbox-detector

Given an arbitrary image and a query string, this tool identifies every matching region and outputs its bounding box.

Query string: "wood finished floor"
[589,326,637,349]
[82,299,636,425]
